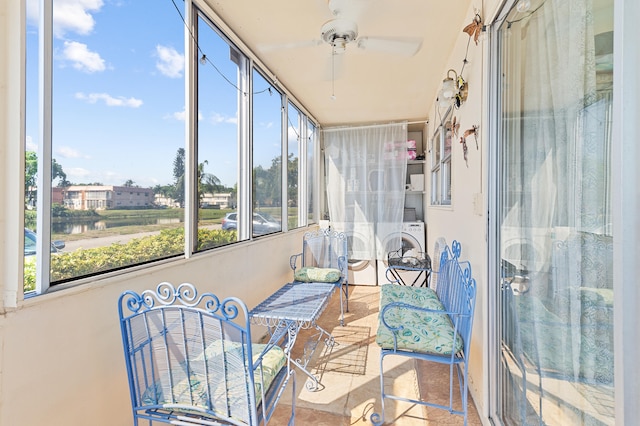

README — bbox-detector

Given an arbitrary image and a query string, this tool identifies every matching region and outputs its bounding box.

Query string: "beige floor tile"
[267,285,481,426]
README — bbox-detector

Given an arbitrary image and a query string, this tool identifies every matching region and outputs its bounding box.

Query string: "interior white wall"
[0,229,305,425]
[424,0,501,419]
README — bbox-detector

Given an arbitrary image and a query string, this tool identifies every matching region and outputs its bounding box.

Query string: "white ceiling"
[206,0,474,126]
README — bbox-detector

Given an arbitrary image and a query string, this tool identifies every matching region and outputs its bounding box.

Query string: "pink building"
[63,185,153,210]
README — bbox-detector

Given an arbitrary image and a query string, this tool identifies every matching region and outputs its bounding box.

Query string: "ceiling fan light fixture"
[332,37,348,54]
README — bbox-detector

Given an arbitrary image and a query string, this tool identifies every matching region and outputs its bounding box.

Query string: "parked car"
[24,228,65,256]
[221,212,281,235]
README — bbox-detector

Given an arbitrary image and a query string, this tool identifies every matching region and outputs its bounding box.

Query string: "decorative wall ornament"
[437,69,469,109]
[452,116,460,138]
[463,125,479,150]
[459,125,479,168]
[463,13,483,45]
[459,137,468,167]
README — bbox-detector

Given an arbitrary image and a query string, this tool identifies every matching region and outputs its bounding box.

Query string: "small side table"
[385,250,432,287]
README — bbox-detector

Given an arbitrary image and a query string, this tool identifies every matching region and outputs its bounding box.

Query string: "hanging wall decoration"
[452,116,460,138]
[463,125,479,150]
[459,137,469,167]
[463,13,483,45]
[459,125,479,168]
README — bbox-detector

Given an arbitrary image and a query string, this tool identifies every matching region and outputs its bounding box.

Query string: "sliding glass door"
[494,0,614,424]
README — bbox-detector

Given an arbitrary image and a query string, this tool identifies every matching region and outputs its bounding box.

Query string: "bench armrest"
[380,301,459,329]
[337,255,348,278]
[289,253,302,272]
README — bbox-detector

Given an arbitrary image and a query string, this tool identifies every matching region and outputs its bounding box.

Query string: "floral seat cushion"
[294,266,341,283]
[376,284,464,355]
[142,340,286,420]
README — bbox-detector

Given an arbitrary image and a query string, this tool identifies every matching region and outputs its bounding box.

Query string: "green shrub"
[24,227,237,290]
[24,257,36,292]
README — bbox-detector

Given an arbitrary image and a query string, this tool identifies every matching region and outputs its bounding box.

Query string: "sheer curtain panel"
[323,122,407,263]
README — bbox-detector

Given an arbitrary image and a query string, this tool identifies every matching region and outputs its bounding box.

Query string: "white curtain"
[499,0,614,423]
[323,122,407,262]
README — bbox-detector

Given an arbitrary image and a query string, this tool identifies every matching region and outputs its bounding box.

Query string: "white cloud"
[25,136,38,152]
[66,167,92,180]
[211,112,237,125]
[171,110,187,121]
[56,146,90,159]
[256,121,274,129]
[75,92,143,108]
[25,0,104,38]
[155,45,184,78]
[167,108,202,121]
[62,41,106,73]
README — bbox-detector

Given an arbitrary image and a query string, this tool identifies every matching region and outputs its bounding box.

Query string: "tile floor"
[266,285,483,425]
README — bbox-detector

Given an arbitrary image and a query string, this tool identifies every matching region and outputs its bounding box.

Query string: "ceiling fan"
[320,16,422,57]
[259,0,423,57]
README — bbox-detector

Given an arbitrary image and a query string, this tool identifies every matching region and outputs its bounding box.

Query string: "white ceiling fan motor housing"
[321,18,358,53]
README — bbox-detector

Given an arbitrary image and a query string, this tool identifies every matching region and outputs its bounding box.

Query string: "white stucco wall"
[0,229,305,425]
[423,0,501,420]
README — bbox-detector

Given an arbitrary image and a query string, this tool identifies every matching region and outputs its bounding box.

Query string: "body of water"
[52,217,182,234]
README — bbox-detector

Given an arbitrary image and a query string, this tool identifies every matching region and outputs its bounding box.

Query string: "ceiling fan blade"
[356,37,423,56]
[257,39,323,53]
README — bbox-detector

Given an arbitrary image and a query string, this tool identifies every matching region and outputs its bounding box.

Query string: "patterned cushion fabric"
[376,284,464,355]
[142,341,286,421]
[294,266,341,283]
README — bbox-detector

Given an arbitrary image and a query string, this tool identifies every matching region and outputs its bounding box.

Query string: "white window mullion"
[237,53,251,239]
[35,0,53,294]
[184,0,195,257]
[281,96,288,231]
[298,113,307,227]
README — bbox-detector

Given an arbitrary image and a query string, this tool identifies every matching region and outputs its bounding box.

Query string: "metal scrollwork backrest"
[304,227,346,242]
[119,282,243,321]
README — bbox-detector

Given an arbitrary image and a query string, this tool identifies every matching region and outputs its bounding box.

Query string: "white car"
[221,212,281,235]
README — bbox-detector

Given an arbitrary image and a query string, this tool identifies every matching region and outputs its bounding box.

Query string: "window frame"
[430,106,453,206]
[251,66,285,238]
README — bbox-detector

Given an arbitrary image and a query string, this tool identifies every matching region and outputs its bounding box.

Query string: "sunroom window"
[25,0,185,292]
[252,69,283,237]
[24,0,318,295]
[430,107,453,205]
[196,10,246,248]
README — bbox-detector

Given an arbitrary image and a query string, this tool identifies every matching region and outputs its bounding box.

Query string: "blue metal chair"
[118,282,295,425]
[289,228,349,325]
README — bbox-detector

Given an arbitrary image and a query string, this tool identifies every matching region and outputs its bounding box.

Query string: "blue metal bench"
[118,282,296,425]
[371,240,477,425]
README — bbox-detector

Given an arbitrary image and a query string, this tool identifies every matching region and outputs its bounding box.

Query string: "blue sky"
[25,0,294,189]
